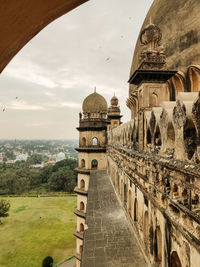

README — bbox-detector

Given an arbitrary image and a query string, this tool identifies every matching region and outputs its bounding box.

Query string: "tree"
[27,154,43,165]
[0,199,10,224]
[42,256,53,267]
[48,167,76,192]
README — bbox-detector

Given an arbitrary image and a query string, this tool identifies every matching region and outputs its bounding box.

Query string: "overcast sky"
[0,0,153,140]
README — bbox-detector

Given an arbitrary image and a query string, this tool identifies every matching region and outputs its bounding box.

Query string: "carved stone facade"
[75,17,200,267]
[107,22,200,267]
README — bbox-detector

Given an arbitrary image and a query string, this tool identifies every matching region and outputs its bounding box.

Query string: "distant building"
[56,152,66,162]
[16,153,28,161]
[46,160,56,165]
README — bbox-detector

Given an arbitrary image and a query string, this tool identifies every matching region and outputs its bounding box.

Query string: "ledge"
[76,147,106,153]
[128,69,177,85]
[74,187,88,196]
[77,126,107,131]
[75,253,81,261]
[75,168,90,175]
[74,207,86,218]
[74,228,84,240]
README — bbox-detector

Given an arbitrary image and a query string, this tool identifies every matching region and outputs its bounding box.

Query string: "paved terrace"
[81,170,146,267]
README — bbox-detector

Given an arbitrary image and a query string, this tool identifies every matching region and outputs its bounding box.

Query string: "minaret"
[107,94,122,131]
[128,21,176,152]
[74,90,108,267]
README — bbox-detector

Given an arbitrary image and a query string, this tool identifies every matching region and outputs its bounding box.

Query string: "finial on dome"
[94,86,96,93]
[138,21,166,70]
[150,16,152,25]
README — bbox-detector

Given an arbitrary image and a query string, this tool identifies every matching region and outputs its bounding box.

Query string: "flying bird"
[3,108,5,112]
[15,97,18,99]
[106,57,110,61]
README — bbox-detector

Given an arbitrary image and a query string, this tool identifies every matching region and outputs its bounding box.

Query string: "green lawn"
[0,196,77,267]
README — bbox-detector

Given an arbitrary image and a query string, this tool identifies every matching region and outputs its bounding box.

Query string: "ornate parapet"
[107,120,137,149]
[172,100,187,160]
[192,92,200,161]
[159,102,176,155]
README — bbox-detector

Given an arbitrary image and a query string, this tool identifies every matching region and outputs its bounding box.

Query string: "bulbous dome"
[82,92,108,113]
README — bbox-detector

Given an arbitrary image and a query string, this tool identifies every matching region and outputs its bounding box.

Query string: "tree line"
[0,159,77,195]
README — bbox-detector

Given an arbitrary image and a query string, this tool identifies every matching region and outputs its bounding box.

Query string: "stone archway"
[0,0,88,73]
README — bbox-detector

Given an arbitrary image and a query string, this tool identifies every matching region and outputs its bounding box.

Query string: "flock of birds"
[1,16,134,113]
[2,96,18,112]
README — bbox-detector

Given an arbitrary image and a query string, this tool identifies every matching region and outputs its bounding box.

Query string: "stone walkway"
[58,257,75,267]
[82,170,146,267]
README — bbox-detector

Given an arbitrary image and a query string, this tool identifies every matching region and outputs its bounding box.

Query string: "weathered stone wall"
[129,0,200,100]
[107,142,200,266]
[130,0,200,75]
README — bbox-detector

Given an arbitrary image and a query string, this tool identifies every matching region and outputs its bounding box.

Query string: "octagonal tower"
[74,89,108,267]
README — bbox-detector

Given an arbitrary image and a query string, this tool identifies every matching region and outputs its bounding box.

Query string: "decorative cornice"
[74,207,86,218]
[74,187,88,196]
[76,147,106,153]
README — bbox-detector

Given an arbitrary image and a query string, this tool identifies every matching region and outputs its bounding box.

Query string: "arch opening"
[171,251,182,267]
[154,126,162,147]
[184,120,197,160]
[147,128,151,144]
[91,159,98,169]
[92,137,98,146]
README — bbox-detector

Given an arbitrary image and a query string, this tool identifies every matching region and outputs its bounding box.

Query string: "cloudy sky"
[0,0,153,139]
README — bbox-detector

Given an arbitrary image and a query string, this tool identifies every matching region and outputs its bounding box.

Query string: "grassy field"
[0,196,77,267]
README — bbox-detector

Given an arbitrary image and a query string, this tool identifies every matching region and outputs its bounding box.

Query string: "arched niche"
[80,179,85,189]
[134,198,138,221]
[150,92,158,107]
[143,211,149,248]
[128,190,132,217]
[81,137,86,147]
[171,251,182,267]
[81,159,85,168]
[91,159,98,169]
[80,201,85,211]
[188,66,200,92]
[155,226,162,262]
[79,223,84,232]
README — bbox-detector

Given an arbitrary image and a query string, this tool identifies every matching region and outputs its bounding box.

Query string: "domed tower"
[74,89,108,267]
[107,94,122,131]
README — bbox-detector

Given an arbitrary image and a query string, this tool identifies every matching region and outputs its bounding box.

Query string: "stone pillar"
[172,100,187,160]
[192,92,200,161]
